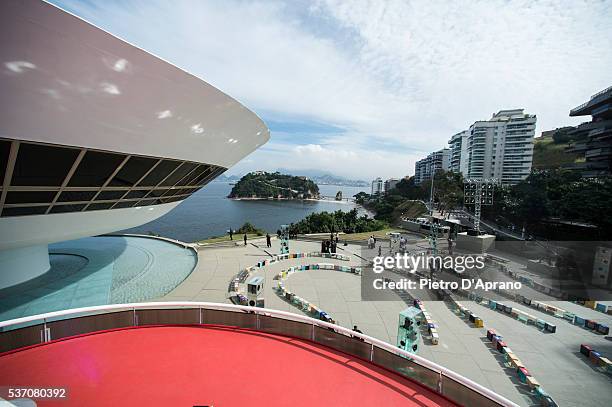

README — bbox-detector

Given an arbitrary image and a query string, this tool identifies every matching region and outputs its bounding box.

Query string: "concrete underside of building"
[0,0,269,289]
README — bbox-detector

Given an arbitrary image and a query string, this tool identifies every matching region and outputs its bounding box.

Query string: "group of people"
[321,232,339,254]
[321,238,337,254]
[277,226,298,239]
[367,235,377,249]
[229,228,343,252]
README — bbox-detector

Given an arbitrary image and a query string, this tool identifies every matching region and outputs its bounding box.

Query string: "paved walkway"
[159,234,612,406]
[4,232,609,406]
[457,299,612,406]
[160,236,533,405]
[159,238,409,344]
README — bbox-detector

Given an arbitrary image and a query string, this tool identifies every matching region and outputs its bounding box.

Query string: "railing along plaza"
[0,302,519,407]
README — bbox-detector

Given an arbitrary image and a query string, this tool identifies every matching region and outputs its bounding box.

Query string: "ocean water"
[121,182,368,242]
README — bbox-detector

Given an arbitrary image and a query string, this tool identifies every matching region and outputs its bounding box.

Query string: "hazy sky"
[54,0,612,180]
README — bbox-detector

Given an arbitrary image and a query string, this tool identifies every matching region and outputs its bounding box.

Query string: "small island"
[228,171,320,200]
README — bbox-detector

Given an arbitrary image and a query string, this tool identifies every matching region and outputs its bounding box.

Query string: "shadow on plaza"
[478,337,540,407]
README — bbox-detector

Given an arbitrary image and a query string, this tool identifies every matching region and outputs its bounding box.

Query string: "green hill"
[228,172,320,199]
[532,128,584,170]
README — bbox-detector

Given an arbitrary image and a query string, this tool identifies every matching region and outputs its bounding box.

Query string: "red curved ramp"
[0,326,456,406]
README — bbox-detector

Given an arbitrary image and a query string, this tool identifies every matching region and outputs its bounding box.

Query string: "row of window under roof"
[1,140,219,188]
[1,194,191,217]
[2,186,202,205]
[0,139,226,217]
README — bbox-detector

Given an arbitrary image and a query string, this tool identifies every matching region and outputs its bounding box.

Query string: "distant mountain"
[276,168,369,187]
[215,174,241,182]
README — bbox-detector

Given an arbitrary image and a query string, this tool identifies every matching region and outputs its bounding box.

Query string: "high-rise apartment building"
[414,149,450,184]
[448,130,469,176]
[371,177,384,195]
[384,178,400,193]
[463,109,535,184]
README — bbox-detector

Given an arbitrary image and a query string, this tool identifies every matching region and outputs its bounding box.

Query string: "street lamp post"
[429,173,435,216]
[429,172,438,255]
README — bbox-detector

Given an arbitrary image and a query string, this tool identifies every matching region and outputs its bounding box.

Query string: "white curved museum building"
[0,0,269,288]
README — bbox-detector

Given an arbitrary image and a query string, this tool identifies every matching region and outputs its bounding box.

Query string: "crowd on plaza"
[321,233,339,254]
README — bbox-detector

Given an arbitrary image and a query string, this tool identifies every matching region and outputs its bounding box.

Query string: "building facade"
[462,109,535,184]
[566,86,612,177]
[384,178,400,193]
[414,149,450,184]
[371,178,384,195]
[448,131,469,176]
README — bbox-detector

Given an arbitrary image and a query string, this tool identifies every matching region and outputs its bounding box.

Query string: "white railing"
[0,301,519,407]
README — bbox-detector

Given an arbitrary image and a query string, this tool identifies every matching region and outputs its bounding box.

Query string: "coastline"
[228,195,376,217]
[228,196,351,203]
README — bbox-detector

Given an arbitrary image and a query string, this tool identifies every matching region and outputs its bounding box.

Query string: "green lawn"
[308,228,404,242]
[196,233,263,244]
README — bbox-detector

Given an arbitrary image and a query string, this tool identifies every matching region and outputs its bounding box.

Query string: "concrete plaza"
[159,234,612,406]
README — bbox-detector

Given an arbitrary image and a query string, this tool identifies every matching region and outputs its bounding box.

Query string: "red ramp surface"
[0,326,456,406]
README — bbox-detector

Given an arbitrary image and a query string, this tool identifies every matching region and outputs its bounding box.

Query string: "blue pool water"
[0,236,197,321]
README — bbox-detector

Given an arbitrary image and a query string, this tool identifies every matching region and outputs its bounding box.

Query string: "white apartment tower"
[448,131,469,176]
[371,177,384,195]
[465,109,536,184]
[414,149,450,184]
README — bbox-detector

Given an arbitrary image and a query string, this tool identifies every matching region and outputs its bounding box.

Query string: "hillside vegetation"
[532,128,584,170]
[289,209,387,234]
[228,172,320,199]
[359,172,459,223]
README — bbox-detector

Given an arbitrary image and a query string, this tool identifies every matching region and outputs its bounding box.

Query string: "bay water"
[122,182,368,242]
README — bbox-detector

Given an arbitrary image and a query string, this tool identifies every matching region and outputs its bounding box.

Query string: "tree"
[481,169,612,239]
[236,222,264,235]
[392,177,427,200]
[353,192,370,204]
[431,171,464,214]
[290,209,387,234]
[551,126,584,144]
[228,172,320,199]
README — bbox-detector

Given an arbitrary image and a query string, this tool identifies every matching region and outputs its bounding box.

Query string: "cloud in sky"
[54,0,612,179]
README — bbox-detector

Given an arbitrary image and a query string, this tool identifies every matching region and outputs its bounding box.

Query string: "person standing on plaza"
[243,233,247,246]
[266,233,271,248]
[367,236,374,250]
